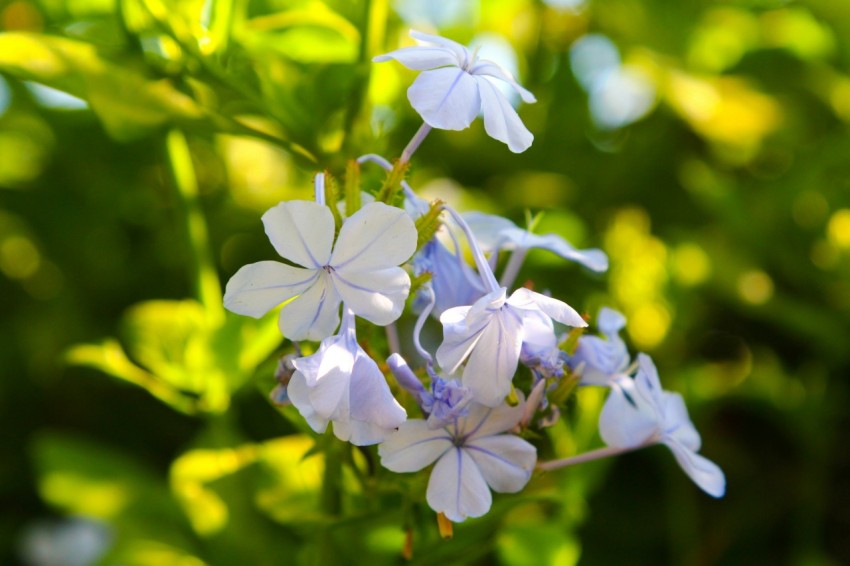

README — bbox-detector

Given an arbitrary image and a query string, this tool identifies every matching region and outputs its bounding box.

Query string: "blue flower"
[287,309,407,445]
[569,307,630,385]
[379,396,536,522]
[224,198,417,341]
[599,354,726,497]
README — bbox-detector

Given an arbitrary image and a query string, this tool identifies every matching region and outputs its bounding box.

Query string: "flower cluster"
[224,29,724,527]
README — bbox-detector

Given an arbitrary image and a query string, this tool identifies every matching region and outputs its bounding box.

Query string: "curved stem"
[400,122,433,164]
[500,247,528,289]
[442,205,500,293]
[413,286,436,366]
[536,444,644,472]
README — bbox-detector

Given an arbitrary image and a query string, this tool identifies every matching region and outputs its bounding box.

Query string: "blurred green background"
[1,0,849,564]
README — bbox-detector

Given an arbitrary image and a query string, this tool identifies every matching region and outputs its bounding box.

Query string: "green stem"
[165,130,224,325]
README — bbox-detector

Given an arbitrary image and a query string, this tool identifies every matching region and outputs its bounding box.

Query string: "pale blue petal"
[349,352,407,430]
[306,345,354,420]
[332,267,410,326]
[435,306,477,374]
[598,307,627,336]
[224,261,318,318]
[408,67,481,131]
[262,200,334,268]
[287,372,329,433]
[520,309,556,356]
[508,287,586,328]
[465,435,536,493]
[436,288,508,376]
[633,353,664,419]
[469,59,536,103]
[417,239,487,317]
[461,398,525,440]
[330,202,417,272]
[598,377,659,448]
[662,392,702,452]
[461,212,516,254]
[426,448,491,522]
[461,309,524,407]
[509,230,608,272]
[379,419,453,472]
[278,273,341,341]
[476,76,533,153]
[373,46,459,70]
[664,439,726,498]
[410,30,470,65]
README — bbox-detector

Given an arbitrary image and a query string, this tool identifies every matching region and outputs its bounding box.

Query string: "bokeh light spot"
[826,209,850,249]
[672,243,711,286]
[1,235,40,279]
[737,270,774,305]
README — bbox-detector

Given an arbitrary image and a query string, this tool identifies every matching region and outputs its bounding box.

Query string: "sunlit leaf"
[254,435,325,524]
[0,32,206,140]
[170,444,259,535]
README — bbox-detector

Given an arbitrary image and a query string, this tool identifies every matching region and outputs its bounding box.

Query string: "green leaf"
[0,32,206,140]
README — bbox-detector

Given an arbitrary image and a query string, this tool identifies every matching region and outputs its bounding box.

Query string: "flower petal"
[262,200,334,268]
[461,212,517,253]
[410,30,470,65]
[465,435,536,493]
[408,67,481,131]
[287,372,329,434]
[469,60,536,103]
[509,231,608,272]
[373,46,460,70]
[461,398,525,440]
[331,202,417,272]
[508,287,586,328]
[436,288,508,375]
[476,76,533,153]
[307,344,353,420]
[332,267,410,326]
[598,377,659,449]
[461,309,524,407]
[662,392,702,452]
[379,419,453,472]
[349,352,407,430]
[224,261,318,318]
[278,274,341,341]
[426,448,492,522]
[664,440,726,498]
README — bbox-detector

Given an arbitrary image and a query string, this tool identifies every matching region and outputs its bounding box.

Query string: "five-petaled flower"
[224,200,417,341]
[287,308,407,445]
[599,354,726,497]
[374,30,537,153]
[379,396,536,522]
[437,286,586,407]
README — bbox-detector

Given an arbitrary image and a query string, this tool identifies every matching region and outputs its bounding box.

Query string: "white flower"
[463,211,609,273]
[287,309,407,445]
[374,30,537,153]
[599,354,726,497]
[437,287,586,407]
[379,397,536,522]
[224,200,417,341]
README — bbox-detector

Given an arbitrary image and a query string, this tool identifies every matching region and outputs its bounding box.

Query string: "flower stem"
[500,247,528,289]
[442,205,500,292]
[165,130,223,325]
[385,322,401,355]
[536,444,639,472]
[400,122,433,164]
[413,286,436,365]
[314,173,326,205]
